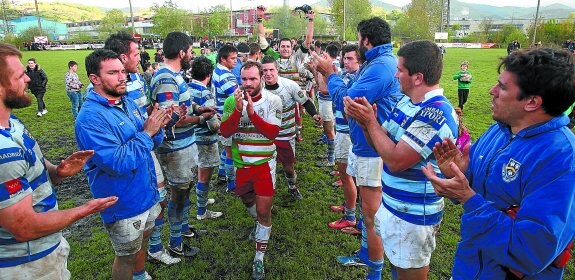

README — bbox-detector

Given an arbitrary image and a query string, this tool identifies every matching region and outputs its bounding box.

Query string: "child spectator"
[453,60,472,110]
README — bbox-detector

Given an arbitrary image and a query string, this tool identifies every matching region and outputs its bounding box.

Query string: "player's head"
[240,61,263,97]
[261,55,278,85]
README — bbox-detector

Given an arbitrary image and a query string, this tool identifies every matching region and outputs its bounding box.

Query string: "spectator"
[64,61,83,119]
[25,58,48,117]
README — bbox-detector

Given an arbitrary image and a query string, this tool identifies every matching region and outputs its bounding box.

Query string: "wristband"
[308,18,313,22]
[198,115,205,124]
[257,18,263,23]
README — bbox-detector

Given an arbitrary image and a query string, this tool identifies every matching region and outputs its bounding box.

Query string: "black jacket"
[26,65,48,93]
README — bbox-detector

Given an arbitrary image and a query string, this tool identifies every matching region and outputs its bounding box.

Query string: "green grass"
[13,48,574,279]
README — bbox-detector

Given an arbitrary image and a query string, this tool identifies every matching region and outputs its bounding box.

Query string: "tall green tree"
[151,0,189,38]
[264,6,327,39]
[330,0,372,41]
[207,5,230,38]
[393,0,442,40]
[99,9,125,35]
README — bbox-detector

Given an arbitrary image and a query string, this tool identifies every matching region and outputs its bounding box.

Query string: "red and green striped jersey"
[222,90,282,168]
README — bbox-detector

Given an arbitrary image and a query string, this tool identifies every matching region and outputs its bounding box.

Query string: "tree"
[151,1,189,38]
[265,6,303,39]
[99,9,125,35]
[393,0,442,40]
[330,0,372,41]
[207,5,230,38]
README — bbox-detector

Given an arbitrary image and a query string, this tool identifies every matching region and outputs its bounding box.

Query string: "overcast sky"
[34,0,575,10]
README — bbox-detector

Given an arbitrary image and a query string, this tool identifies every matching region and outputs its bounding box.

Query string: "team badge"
[132,220,141,230]
[258,108,265,117]
[297,90,305,99]
[502,158,521,183]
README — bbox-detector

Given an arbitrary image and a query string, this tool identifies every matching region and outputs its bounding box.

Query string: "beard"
[102,83,126,97]
[243,83,262,97]
[181,56,191,70]
[3,88,31,109]
[359,45,368,62]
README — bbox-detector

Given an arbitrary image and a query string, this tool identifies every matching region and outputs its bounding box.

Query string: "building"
[0,16,67,40]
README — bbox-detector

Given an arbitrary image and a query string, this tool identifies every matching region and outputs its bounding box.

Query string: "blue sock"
[196,182,208,216]
[167,200,182,248]
[132,270,146,280]
[148,217,164,253]
[359,219,369,263]
[321,133,327,143]
[327,139,335,162]
[225,158,235,191]
[357,212,364,231]
[181,198,191,233]
[218,150,226,176]
[366,259,384,280]
[344,206,356,221]
[391,266,398,280]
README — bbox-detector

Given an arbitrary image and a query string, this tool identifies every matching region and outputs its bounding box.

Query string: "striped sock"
[254,222,272,262]
[181,198,191,233]
[327,139,335,162]
[366,259,384,280]
[225,158,235,191]
[218,150,226,176]
[196,182,208,216]
[167,200,182,248]
[148,217,164,253]
[344,206,356,221]
[132,270,146,280]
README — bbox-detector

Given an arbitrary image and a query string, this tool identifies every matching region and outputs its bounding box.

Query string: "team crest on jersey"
[132,220,141,230]
[297,90,305,99]
[275,110,282,120]
[258,108,265,117]
[502,158,521,183]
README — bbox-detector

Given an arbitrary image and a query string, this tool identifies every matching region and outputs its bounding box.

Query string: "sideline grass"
[12,48,574,279]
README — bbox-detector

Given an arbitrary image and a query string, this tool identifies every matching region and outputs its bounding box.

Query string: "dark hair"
[498,47,575,116]
[261,55,277,67]
[217,44,238,63]
[191,56,214,81]
[397,40,443,86]
[241,61,263,76]
[342,44,359,56]
[249,43,260,55]
[357,17,391,47]
[163,32,192,59]
[236,43,250,55]
[279,38,291,46]
[104,31,137,56]
[0,43,21,87]
[85,49,120,76]
[326,44,340,59]
[68,60,78,69]
[144,62,151,70]
[27,58,36,63]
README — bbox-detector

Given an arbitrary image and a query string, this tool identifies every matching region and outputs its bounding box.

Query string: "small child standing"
[453,61,472,110]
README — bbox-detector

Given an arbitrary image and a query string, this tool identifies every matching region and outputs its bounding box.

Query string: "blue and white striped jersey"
[212,64,238,115]
[381,89,458,226]
[150,64,195,153]
[126,72,149,113]
[333,71,356,134]
[0,115,61,267]
[189,80,218,145]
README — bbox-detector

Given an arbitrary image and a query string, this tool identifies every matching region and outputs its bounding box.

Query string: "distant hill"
[16,2,105,22]
[311,0,574,20]
[312,0,401,10]
[449,0,575,20]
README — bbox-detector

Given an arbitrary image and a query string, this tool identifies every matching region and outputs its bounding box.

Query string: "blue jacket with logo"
[327,43,402,157]
[75,90,162,223]
[454,116,575,279]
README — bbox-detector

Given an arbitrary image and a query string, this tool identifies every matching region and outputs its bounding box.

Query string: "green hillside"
[12,2,105,22]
